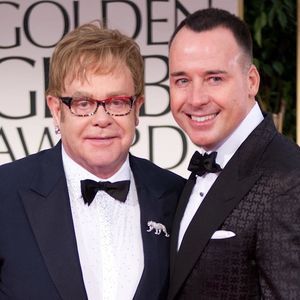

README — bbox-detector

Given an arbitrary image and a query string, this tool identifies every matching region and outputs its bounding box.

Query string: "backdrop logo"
[0,0,239,176]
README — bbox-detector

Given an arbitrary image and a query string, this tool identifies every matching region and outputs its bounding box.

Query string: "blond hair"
[46,21,144,97]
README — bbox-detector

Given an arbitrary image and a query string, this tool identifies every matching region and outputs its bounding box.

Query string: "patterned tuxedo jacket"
[168,114,300,300]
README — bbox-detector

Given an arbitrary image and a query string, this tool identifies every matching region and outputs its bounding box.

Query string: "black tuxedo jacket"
[0,143,185,300]
[168,114,300,300]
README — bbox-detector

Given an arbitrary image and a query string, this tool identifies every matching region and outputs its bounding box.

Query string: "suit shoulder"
[0,148,52,181]
[129,155,186,185]
[266,133,300,168]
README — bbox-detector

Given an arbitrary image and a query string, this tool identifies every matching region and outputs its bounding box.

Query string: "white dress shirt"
[62,149,144,300]
[178,103,264,250]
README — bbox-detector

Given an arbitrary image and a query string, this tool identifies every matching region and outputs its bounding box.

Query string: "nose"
[91,103,112,127]
[187,80,210,106]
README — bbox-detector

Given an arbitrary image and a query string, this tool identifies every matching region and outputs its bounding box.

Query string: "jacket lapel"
[170,175,196,275]
[169,161,260,299]
[134,184,163,299]
[130,155,176,300]
[168,114,277,299]
[21,143,88,300]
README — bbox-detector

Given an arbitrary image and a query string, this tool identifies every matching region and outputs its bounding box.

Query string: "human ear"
[134,96,144,126]
[46,95,62,128]
[248,64,260,97]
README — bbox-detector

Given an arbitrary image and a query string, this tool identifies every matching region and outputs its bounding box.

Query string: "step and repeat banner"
[0,0,240,177]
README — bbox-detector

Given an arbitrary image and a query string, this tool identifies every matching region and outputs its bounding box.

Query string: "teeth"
[191,114,216,122]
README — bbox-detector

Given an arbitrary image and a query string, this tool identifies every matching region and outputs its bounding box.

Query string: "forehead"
[169,27,243,71]
[64,63,134,96]
[65,56,129,83]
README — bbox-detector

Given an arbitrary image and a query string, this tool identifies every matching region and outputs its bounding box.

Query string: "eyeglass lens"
[71,97,134,116]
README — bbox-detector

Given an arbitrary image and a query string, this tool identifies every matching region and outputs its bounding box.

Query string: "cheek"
[171,86,189,108]
[60,115,87,139]
[56,105,70,125]
[60,108,66,123]
[170,92,183,113]
[118,118,136,141]
[225,99,248,128]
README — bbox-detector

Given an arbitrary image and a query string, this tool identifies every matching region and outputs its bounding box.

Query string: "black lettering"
[17,127,29,156]
[141,55,169,116]
[23,1,70,48]
[175,0,191,27]
[73,1,79,28]
[102,0,141,39]
[0,1,20,49]
[0,57,36,119]
[0,127,16,161]
[43,57,52,118]
[147,0,168,45]
[149,125,187,169]
[38,127,56,150]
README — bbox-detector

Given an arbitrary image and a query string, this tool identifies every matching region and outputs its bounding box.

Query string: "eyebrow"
[170,71,186,77]
[71,90,130,97]
[205,70,227,75]
[170,69,227,77]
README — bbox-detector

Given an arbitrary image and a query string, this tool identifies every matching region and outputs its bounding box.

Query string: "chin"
[190,137,212,149]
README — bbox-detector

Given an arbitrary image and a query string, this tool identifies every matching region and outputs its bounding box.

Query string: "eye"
[106,97,131,112]
[207,76,223,85]
[72,97,94,109]
[110,98,128,106]
[175,78,189,87]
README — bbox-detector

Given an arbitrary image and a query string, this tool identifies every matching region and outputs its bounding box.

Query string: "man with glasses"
[0,22,185,300]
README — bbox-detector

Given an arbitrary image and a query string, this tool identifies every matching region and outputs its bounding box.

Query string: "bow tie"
[80,179,130,205]
[188,151,222,177]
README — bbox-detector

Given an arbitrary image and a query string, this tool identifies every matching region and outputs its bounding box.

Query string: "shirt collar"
[197,102,264,168]
[62,147,131,183]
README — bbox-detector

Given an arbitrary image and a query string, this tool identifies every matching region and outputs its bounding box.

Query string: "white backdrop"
[0,0,240,177]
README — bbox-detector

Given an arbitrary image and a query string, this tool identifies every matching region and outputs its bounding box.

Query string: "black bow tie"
[188,151,222,177]
[80,179,130,205]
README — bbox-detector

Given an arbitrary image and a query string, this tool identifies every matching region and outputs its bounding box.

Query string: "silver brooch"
[147,220,170,237]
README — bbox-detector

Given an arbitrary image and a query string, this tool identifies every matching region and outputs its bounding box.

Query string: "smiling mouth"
[189,113,218,122]
[87,136,116,143]
[88,135,115,139]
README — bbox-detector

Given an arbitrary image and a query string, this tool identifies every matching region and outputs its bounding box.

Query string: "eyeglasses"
[59,95,136,117]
